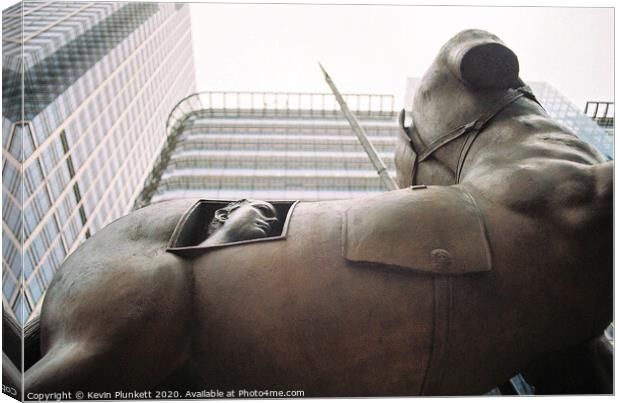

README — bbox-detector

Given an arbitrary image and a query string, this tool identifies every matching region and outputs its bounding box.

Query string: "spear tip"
[318,61,329,78]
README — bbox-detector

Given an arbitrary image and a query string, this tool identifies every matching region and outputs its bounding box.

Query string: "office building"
[584,101,614,137]
[529,83,613,159]
[2,1,197,323]
[135,91,398,207]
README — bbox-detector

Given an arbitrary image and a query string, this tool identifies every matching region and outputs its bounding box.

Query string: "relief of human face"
[216,200,278,243]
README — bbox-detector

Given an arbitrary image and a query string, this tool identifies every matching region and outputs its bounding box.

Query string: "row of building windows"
[168,160,393,172]
[191,117,397,132]
[178,143,393,153]
[190,103,394,120]
[158,174,387,191]
[152,188,387,205]
[178,135,395,153]
[168,153,395,170]
[183,124,397,138]
[183,132,396,142]
[173,148,394,159]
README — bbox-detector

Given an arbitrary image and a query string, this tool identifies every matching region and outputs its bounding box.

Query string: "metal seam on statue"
[421,275,451,394]
[341,206,348,259]
[419,274,438,395]
[461,189,494,270]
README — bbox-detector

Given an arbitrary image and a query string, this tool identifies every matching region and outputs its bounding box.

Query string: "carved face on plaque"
[203,199,279,245]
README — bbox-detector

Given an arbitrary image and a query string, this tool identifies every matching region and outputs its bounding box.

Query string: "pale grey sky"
[189,3,613,110]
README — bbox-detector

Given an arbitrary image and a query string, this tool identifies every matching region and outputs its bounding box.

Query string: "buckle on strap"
[460,119,485,134]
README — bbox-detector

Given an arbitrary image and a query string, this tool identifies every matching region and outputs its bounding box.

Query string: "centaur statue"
[8,29,613,397]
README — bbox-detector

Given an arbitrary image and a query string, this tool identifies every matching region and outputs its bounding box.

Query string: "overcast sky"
[188,3,613,110]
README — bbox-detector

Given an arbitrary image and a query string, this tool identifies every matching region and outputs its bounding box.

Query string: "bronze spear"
[319,62,398,191]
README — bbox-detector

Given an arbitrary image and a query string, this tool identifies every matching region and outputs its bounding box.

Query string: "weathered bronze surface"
[17,29,612,396]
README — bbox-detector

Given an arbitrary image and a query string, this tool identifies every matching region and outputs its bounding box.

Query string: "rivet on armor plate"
[431,249,452,270]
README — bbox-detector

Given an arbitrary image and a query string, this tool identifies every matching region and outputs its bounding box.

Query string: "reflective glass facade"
[529,82,613,159]
[2,2,197,323]
[135,92,398,206]
[584,101,614,137]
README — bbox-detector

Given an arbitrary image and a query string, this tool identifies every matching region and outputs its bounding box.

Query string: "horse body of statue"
[20,29,612,397]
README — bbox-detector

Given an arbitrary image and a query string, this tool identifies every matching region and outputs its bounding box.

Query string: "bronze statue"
[14,29,613,397]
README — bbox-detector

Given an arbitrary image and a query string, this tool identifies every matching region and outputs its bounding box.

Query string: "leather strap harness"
[399,86,543,184]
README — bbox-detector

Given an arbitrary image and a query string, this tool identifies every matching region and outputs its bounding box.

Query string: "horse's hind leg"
[25,342,102,394]
[25,303,193,397]
[25,336,179,395]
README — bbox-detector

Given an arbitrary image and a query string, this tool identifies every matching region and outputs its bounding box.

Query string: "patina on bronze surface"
[12,29,612,397]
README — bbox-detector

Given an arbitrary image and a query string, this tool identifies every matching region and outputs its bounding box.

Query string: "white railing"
[165,91,395,135]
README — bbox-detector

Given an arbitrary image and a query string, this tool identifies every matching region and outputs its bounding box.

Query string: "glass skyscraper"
[584,101,614,137]
[134,91,398,207]
[2,2,197,323]
[528,82,613,159]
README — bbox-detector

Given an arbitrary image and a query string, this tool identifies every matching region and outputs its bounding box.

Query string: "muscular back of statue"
[20,29,612,397]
